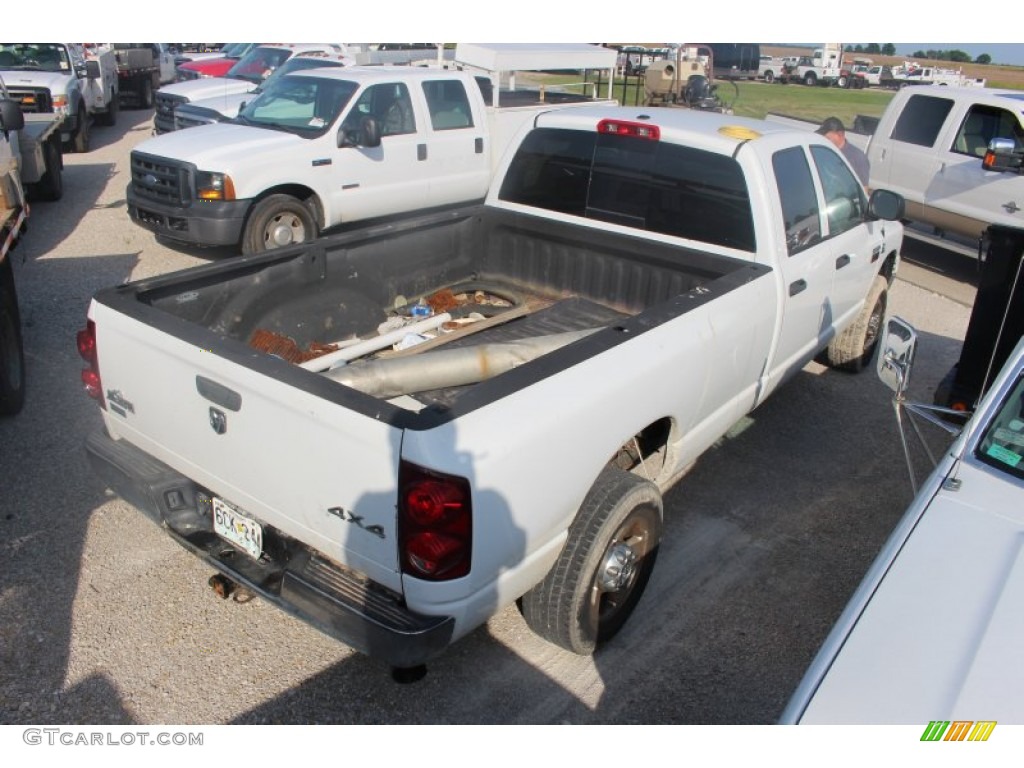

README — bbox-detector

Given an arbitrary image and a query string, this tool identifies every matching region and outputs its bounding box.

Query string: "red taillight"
[77,320,104,407]
[399,461,471,581]
[598,119,660,140]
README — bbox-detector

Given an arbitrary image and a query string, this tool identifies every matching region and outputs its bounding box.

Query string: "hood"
[158,76,255,102]
[179,91,251,119]
[0,70,73,93]
[798,459,1024,724]
[133,122,305,169]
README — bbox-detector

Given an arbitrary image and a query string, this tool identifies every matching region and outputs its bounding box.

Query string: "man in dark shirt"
[817,116,870,189]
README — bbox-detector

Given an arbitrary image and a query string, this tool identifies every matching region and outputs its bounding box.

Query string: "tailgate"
[89,300,405,592]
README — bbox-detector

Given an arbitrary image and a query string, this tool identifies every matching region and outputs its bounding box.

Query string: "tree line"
[847,43,991,65]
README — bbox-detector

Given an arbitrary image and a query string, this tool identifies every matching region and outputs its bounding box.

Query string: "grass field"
[607,78,897,125]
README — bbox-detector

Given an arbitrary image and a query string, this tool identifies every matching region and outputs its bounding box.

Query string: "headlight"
[195,171,235,202]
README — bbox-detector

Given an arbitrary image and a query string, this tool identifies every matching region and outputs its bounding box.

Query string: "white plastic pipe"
[298,313,452,372]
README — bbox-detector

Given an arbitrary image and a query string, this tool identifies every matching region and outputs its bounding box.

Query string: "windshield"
[974,370,1024,481]
[255,56,345,92]
[236,74,357,135]
[0,43,71,72]
[226,46,296,84]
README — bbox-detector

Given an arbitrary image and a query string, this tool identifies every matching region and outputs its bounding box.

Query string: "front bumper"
[126,183,250,247]
[85,428,455,669]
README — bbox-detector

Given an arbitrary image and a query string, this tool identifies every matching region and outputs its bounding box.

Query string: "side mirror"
[868,188,905,221]
[982,138,1023,174]
[877,316,918,397]
[85,60,101,80]
[0,98,25,133]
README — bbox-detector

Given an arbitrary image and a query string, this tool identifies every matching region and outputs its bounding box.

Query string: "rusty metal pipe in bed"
[324,329,601,398]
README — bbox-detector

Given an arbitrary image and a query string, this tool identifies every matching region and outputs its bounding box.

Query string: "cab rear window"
[498,127,755,251]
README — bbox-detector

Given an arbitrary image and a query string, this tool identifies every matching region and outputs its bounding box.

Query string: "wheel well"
[881,252,899,285]
[252,185,323,228]
[608,417,673,482]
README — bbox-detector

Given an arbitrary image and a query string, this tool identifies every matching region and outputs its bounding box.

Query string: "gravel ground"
[0,108,972,726]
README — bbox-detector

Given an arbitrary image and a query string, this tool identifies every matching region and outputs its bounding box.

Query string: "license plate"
[212,497,263,560]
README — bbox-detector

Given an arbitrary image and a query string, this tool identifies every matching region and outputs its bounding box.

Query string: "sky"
[894,43,1024,66]
[9,3,1024,69]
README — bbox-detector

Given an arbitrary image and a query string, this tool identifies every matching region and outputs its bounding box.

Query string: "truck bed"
[99,204,769,425]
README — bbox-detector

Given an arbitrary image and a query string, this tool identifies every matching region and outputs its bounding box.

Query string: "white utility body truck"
[1,79,63,415]
[0,43,117,152]
[82,107,905,675]
[127,43,619,254]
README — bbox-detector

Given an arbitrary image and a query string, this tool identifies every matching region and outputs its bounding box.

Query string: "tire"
[824,275,887,372]
[519,467,663,655]
[837,75,849,89]
[0,257,26,417]
[98,90,118,126]
[72,108,90,153]
[804,72,817,87]
[764,71,775,84]
[241,194,318,254]
[140,76,154,109]
[28,139,63,202]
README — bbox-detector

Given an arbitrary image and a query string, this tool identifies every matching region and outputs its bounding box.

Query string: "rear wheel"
[28,139,62,202]
[764,71,775,83]
[241,194,318,254]
[98,90,118,126]
[140,76,154,109]
[71,108,90,153]
[519,467,662,654]
[0,258,26,417]
[804,72,817,87]
[824,275,887,372]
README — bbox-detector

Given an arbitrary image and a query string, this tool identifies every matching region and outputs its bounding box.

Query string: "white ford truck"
[81,107,905,675]
[152,43,348,134]
[866,85,1024,242]
[126,43,619,254]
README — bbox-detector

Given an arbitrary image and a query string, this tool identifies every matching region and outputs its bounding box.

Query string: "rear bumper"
[126,184,250,246]
[85,427,455,669]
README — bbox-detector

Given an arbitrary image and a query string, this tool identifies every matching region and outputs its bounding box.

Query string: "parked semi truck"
[81,106,904,675]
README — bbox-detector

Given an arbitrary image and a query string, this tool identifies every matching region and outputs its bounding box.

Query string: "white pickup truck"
[81,107,905,674]
[782,318,1024,724]
[152,43,346,134]
[0,42,117,153]
[127,43,619,254]
[866,85,1024,242]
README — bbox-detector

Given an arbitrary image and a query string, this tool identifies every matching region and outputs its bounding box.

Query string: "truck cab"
[867,86,1024,240]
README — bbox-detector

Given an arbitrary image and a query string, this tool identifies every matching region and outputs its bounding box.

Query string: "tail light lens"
[77,319,105,408]
[598,119,660,140]
[399,461,471,581]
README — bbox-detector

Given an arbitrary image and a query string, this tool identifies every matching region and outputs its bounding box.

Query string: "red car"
[175,43,256,81]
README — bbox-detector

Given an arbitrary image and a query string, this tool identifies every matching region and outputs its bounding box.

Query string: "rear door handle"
[836,254,851,269]
[417,143,427,161]
[789,279,807,296]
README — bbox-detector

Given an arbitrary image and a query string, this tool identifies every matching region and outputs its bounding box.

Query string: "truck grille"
[7,87,53,114]
[153,92,187,133]
[130,151,191,206]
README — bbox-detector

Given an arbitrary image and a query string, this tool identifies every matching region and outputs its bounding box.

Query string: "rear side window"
[889,94,954,147]
[498,128,755,251]
[422,79,474,130]
[772,146,821,255]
